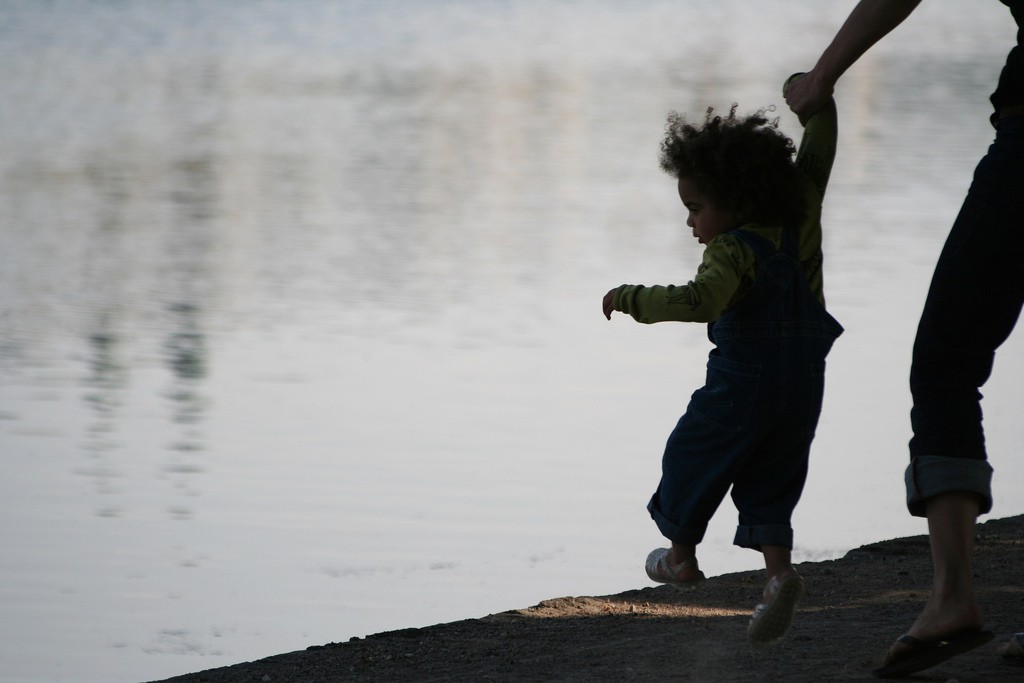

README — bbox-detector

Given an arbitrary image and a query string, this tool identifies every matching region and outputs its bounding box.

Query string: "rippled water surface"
[2,1,1023,681]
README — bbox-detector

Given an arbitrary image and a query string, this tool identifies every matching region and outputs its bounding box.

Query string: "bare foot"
[908,591,984,639]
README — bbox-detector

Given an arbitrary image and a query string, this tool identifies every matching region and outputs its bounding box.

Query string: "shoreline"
[151,514,1024,682]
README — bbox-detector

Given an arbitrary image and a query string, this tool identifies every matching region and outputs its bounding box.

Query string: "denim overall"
[648,227,843,551]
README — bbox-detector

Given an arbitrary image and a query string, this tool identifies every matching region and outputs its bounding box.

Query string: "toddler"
[603,76,841,645]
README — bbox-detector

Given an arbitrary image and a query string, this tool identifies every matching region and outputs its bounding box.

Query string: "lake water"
[2,1,1022,681]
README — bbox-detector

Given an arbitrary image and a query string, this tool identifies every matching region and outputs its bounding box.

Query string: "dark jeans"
[649,230,842,551]
[906,115,1024,516]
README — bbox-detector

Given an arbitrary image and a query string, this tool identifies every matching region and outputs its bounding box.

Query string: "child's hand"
[603,288,618,320]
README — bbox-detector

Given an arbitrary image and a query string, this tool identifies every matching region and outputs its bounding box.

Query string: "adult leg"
[875,492,992,676]
[891,492,984,645]
[908,119,1024,477]
[881,119,1024,676]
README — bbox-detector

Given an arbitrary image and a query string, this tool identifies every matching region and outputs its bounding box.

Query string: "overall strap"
[728,227,799,261]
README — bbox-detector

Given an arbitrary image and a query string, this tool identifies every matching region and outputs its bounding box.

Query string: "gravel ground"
[149,514,1024,683]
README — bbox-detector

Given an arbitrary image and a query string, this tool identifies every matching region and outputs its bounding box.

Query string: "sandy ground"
[149,515,1024,682]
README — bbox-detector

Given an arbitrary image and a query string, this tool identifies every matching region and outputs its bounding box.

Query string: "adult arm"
[787,0,924,122]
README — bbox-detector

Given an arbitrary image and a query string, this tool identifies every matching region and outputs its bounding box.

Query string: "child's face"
[678,178,742,245]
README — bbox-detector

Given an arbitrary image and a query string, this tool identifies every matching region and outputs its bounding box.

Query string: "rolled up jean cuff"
[649,505,707,546]
[733,524,793,551]
[904,455,993,518]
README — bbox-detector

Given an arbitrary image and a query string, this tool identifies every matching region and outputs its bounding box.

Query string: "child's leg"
[733,442,807,599]
[670,542,701,581]
[648,357,773,588]
[670,542,696,565]
[731,414,813,645]
[729,388,816,555]
[761,545,796,586]
[649,409,761,553]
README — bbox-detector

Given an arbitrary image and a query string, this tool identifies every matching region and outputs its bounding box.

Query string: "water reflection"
[80,330,127,517]
[162,301,207,520]
[159,92,220,518]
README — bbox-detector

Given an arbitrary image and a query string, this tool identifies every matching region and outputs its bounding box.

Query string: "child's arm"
[785,73,838,304]
[603,236,753,323]
[787,74,838,198]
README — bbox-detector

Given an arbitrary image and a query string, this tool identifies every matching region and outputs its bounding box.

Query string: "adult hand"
[784,70,835,124]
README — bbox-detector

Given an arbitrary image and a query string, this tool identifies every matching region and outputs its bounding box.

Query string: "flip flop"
[872,628,994,678]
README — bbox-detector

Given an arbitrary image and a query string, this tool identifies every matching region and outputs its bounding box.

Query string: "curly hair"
[659,105,806,229]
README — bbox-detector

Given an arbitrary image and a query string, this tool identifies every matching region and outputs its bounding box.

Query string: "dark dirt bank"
[149,514,1024,682]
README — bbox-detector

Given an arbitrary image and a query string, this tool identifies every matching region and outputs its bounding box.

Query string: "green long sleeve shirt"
[613,99,838,324]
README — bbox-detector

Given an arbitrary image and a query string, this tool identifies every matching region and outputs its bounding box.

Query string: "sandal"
[1000,632,1024,658]
[645,548,705,591]
[747,572,804,646]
